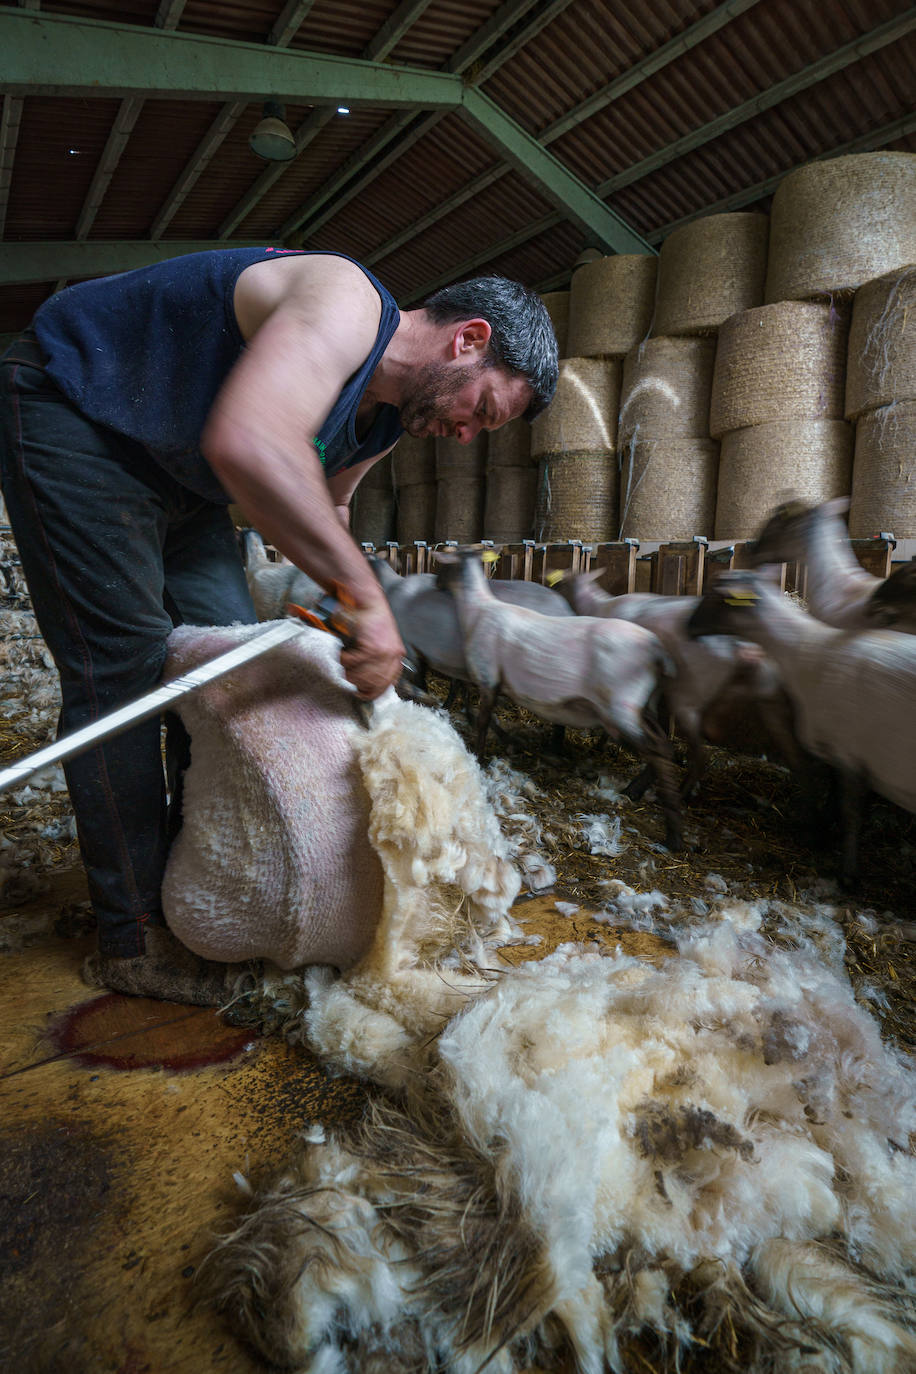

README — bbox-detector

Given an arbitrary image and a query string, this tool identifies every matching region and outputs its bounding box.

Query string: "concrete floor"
[0,867,371,1374]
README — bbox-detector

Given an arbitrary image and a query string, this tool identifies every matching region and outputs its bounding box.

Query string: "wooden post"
[412,541,429,575]
[704,545,735,587]
[732,541,787,592]
[655,537,708,595]
[589,540,640,594]
[850,536,895,578]
[532,541,583,584]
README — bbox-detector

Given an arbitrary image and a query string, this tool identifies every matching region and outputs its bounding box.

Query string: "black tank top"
[32,247,403,502]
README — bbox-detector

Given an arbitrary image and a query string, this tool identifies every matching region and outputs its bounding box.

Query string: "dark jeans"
[0,335,257,956]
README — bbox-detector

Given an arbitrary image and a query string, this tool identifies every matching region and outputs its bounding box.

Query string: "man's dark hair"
[422,276,559,421]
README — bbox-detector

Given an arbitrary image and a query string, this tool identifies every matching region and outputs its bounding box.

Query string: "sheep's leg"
[620,715,683,851]
[475,684,498,762]
[623,762,653,802]
[679,733,708,802]
[838,766,867,887]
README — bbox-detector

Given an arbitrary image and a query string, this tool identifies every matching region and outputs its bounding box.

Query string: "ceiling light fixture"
[337,106,350,115]
[249,100,296,162]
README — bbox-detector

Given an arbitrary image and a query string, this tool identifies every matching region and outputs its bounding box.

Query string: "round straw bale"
[434,476,485,544]
[487,417,533,467]
[396,481,437,545]
[714,419,854,540]
[358,452,395,490]
[845,266,916,420]
[352,487,396,546]
[618,436,719,540]
[540,290,570,355]
[619,337,716,441]
[849,401,916,538]
[435,433,487,482]
[535,451,617,542]
[483,465,537,543]
[566,255,657,358]
[764,152,916,303]
[710,301,849,439]
[392,434,436,487]
[653,213,769,336]
[530,357,621,458]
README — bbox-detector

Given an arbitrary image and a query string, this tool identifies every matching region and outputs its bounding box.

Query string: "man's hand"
[340,597,405,699]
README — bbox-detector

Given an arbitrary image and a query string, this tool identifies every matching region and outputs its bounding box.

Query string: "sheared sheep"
[241,527,323,621]
[748,498,916,634]
[687,570,916,882]
[435,548,683,851]
[553,570,802,798]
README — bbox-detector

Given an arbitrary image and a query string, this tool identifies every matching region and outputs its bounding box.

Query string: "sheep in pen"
[160,622,916,1374]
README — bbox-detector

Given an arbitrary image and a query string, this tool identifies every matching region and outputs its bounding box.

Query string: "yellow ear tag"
[723,589,759,607]
[481,550,499,564]
[545,570,565,586]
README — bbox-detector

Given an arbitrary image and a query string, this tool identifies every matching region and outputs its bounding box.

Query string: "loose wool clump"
[208,910,916,1374]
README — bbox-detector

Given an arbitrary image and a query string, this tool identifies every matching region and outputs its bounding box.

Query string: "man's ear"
[450,318,492,358]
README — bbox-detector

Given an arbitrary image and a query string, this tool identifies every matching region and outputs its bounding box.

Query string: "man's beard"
[398,360,486,438]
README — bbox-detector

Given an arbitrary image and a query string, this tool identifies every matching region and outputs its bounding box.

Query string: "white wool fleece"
[437,926,916,1309]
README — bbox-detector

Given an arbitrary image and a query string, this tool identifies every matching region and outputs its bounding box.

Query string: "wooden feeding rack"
[589,540,641,595]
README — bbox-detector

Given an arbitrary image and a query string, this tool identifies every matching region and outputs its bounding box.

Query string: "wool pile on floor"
[203,700,916,1374]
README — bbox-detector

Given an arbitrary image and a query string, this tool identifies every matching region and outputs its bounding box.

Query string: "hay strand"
[619,436,719,540]
[764,152,916,303]
[531,358,621,459]
[714,419,854,539]
[566,255,657,358]
[849,400,916,538]
[535,452,617,542]
[619,337,716,442]
[710,301,849,439]
[845,266,916,420]
[653,212,769,337]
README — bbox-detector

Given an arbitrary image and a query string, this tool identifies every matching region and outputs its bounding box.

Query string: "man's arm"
[326,447,395,530]
[201,260,404,699]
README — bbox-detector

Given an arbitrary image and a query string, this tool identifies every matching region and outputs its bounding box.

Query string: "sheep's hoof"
[82,925,240,1008]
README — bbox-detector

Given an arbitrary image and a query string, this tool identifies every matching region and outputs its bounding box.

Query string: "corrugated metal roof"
[1,0,914,330]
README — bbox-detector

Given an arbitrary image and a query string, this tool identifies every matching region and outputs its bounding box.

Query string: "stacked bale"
[711,301,852,539]
[617,337,718,540]
[434,434,487,543]
[566,255,657,359]
[652,213,769,336]
[540,291,570,356]
[392,434,437,545]
[351,453,395,546]
[764,152,916,303]
[483,418,537,543]
[845,266,916,538]
[531,358,621,541]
